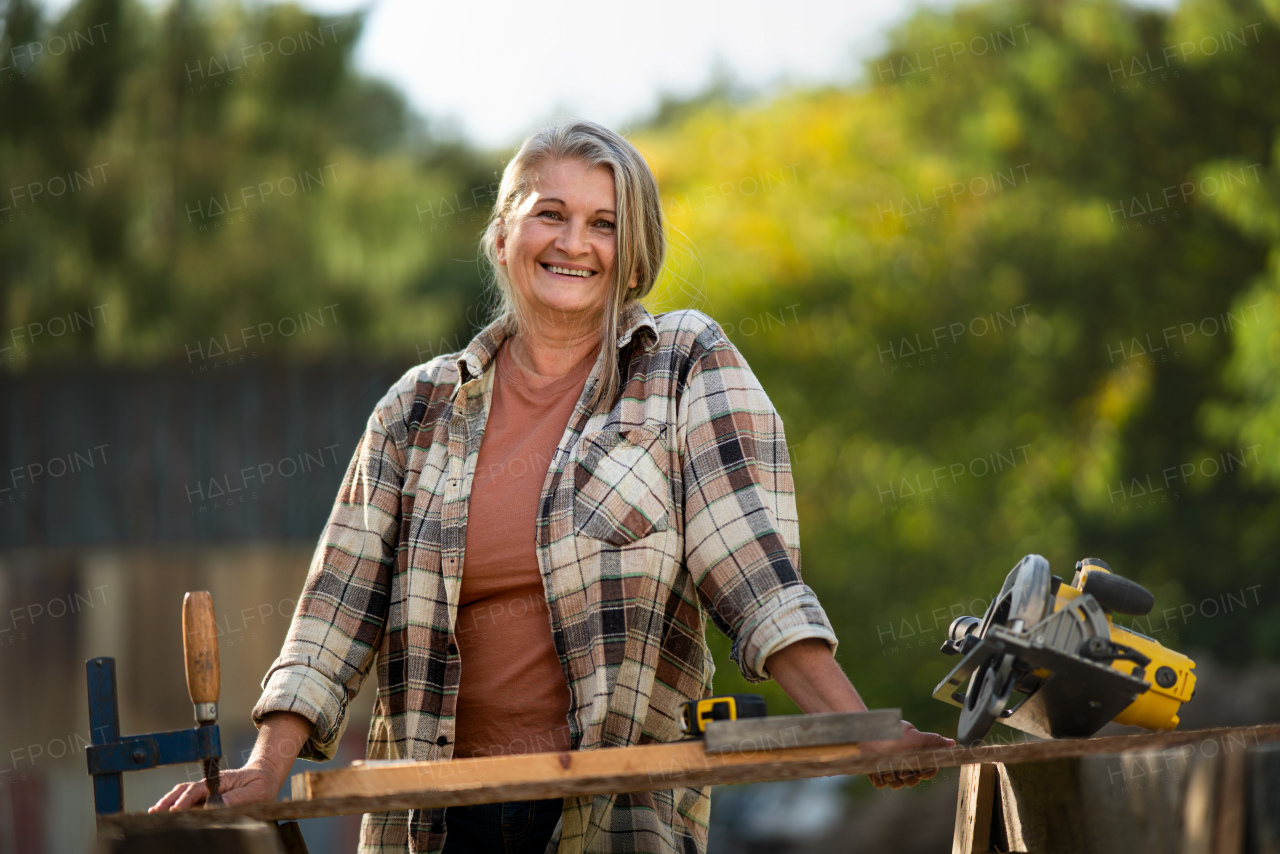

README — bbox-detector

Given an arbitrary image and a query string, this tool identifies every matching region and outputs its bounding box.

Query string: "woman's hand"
[149,710,313,812]
[148,762,286,812]
[764,638,955,789]
[859,720,955,789]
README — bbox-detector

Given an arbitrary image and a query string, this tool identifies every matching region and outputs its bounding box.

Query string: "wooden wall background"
[0,361,410,853]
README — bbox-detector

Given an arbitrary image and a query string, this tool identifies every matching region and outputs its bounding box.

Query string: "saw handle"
[1081,571,1154,617]
[182,591,220,723]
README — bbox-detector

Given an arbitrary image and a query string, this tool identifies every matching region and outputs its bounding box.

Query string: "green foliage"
[0,0,494,366]
[632,0,1280,730]
[5,0,1280,735]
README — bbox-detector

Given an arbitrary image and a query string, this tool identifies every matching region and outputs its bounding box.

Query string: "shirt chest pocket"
[573,425,672,546]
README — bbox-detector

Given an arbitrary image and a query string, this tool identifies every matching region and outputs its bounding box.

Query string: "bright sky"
[339,0,954,149]
[42,0,1178,150]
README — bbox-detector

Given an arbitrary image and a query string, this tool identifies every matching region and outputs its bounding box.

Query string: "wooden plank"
[95,815,287,854]
[100,722,1280,833]
[1210,742,1247,854]
[1183,746,1218,854]
[702,709,901,754]
[996,763,1028,852]
[952,762,996,854]
[1251,743,1280,854]
[296,738,861,805]
[996,760,1083,854]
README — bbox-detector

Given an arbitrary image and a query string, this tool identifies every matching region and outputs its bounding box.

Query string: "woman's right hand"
[150,710,314,812]
[149,761,286,812]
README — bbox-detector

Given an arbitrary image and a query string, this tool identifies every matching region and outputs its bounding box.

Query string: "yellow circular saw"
[933,555,1196,745]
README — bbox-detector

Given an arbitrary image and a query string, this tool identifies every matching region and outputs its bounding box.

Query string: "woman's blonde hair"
[480,119,665,411]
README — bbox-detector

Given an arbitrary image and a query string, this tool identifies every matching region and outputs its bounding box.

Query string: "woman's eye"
[595,220,616,230]
[537,210,562,220]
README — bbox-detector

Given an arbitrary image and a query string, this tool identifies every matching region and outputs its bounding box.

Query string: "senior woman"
[152,120,953,852]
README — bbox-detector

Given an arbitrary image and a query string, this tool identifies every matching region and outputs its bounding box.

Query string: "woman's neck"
[506,324,602,388]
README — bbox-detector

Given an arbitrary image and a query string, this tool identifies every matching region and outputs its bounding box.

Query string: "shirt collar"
[452,301,658,398]
[616,300,657,350]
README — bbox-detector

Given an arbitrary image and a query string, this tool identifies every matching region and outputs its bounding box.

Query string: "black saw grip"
[1082,570,1155,616]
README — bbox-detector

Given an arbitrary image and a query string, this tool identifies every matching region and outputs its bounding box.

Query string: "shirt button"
[436,735,449,746]
[448,643,458,655]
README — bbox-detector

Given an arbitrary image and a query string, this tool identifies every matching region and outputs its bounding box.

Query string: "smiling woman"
[149,119,952,854]
[481,124,666,411]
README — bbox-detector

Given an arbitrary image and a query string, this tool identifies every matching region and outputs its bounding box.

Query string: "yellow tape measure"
[679,694,768,736]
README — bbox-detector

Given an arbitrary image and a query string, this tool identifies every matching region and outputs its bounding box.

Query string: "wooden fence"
[0,361,409,547]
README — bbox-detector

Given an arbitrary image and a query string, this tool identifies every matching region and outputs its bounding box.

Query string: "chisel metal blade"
[203,758,223,806]
[702,708,903,754]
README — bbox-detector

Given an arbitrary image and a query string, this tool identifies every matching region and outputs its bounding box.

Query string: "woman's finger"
[170,781,209,811]
[871,767,895,788]
[148,783,189,813]
[903,767,939,786]
[877,769,904,789]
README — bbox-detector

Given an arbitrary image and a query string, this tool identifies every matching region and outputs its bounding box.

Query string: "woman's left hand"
[764,639,956,789]
[859,720,955,789]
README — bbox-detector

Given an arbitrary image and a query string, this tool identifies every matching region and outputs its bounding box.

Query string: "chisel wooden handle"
[182,591,220,724]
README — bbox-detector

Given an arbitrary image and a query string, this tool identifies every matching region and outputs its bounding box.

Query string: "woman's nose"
[554,218,591,256]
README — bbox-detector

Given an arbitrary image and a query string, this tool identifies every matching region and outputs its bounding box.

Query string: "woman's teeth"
[544,264,594,277]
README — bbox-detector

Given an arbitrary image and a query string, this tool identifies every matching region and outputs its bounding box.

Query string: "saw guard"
[977,555,1053,641]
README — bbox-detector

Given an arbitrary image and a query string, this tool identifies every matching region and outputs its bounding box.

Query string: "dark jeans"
[441,798,564,854]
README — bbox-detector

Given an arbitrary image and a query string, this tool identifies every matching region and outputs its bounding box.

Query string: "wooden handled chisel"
[182,591,223,806]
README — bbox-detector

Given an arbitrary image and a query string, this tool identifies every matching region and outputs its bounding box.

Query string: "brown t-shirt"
[453,339,596,758]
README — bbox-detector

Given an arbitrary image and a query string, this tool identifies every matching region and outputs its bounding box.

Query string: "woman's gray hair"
[480,119,665,412]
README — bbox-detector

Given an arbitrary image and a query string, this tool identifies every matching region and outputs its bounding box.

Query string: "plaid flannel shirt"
[252,303,837,853]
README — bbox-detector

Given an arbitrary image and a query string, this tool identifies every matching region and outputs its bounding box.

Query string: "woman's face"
[496,157,622,331]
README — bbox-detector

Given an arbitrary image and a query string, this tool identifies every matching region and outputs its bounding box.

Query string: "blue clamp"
[85,657,222,815]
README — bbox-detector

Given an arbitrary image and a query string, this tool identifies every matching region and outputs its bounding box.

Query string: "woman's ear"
[494,219,508,265]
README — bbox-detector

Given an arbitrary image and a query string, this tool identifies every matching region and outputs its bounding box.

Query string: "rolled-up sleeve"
[251,403,403,760]
[678,325,837,683]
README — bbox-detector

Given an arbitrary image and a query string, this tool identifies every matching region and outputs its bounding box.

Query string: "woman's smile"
[540,263,597,278]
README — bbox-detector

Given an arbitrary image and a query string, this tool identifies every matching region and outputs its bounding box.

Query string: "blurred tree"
[633,0,1280,731]
[0,0,495,368]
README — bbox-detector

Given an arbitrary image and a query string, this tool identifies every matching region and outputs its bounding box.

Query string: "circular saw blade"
[958,652,1016,746]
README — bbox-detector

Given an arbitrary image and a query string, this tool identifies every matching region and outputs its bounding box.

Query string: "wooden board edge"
[290,772,311,802]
